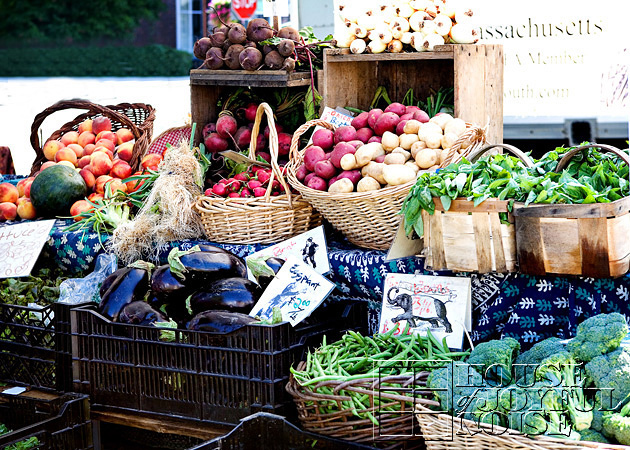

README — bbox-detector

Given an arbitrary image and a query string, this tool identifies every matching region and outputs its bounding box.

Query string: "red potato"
[396,120,409,136]
[306,175,327,191]
[355,127,374,143]
[347,140,364,150]
[413,110,430,123]
[350,111,369,130]
[399,113,414,121]
[375,154,386,163]
[296,164,308,181]
[368,136,382,144]
[405,105,421,115]
[304,172,316,185]
[334,126,357,145]
[303,146,327,171]
[312,128,334,150]
[329,142,356,169]
[325,152,332,160]
[367,109,383,130]
[314,160,337,179]
[328,175,339,187]
[337,169,362,185]
[384,102,406,116]
[373,112,401,136]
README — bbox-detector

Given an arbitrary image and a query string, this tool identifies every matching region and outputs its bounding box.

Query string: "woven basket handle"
[248,103,293,206]
[30,99,142,155]
[440,123,487,168]
[554,143,630,173]
[288,119,337,162]
[466,143,535,168]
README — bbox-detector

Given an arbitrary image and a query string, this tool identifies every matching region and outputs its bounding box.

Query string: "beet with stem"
[278,26,300,41]
[223,44,245,69]
[246,18,275,42]
[193,37,212,60]
[208,31,226,48]
[281,57,295,72]
[239,47,263,71]
[227,23,247,44]
[277,39,295,57]
[203,47,224,70]
[264,50,284,70]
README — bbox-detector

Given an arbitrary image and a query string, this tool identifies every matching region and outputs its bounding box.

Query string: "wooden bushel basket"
[512,144,630,278]
[422,144,534,274]
[195,103,321,244]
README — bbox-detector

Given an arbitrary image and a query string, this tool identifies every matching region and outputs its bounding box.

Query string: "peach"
[125,171,145,193]
[95,138,116,152]
[78,131,96,148]
[87,192,104,203]
[78,119,93,134]
[16,177,34,198]
[0,202,17,221]
[60,131,80,147]
[110,160,133,179]
[43,140,64,161]
[95,131,117,145]
[94,147,114,161]
[0,183,19,203]
[92,116,112,135]
[67,143,84,158]
[116,142,134,162]
[16,197,29,206]
[90,152,114,177]
[83,143,96,156]
[116,128,135,145]
[40,161,56,171]
[70,199,93,221]
[78,155,92,169]
[57,160,77,170]
[54,147,78,165]
[79,168,96,190]
[141,153,163,172]
[16,199,37,220]
[95,175,113,194]
[108,178,127,195]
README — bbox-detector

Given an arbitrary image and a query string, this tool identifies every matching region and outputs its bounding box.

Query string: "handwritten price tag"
[0,220,55,278]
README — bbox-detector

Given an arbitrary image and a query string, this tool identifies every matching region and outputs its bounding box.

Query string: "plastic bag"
[57,252,118,304]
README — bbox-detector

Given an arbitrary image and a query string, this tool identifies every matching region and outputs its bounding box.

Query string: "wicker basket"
[29,98,156,175]
[146,124,192,156]
[286,361,438,450]
[285,119,487,250]
[415,404,621,450]
[195,103,321,244]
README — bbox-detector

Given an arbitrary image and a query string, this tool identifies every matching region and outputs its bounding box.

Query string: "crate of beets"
[71,244,367,426]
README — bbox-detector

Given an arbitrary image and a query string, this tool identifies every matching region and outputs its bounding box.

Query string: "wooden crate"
[321,45,504,145]
[422,198,517,274]
[190,69,318,146]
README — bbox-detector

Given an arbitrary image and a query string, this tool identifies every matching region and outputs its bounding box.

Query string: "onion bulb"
[440,1,456,19]
[434,14,453,37]
[420,20,437,36]
[350,38,367,54]
[455,7,474,23]
[409,11,429,32]
[391,26,404,40]
[351,24,368,38]
[391,17,410,33]
[358,12,377,31]
[395,3,415,18]
[368,27,393,44]
[409,0,430,10]
[337,3,361,23]
[423,32,445,51]
[410,32,426,52]
[367,39,387,54]
[379,6,397,24]
[450,22,479,44]
[400,31,413,44]
[387,39,403,53]
[334,29,356,48]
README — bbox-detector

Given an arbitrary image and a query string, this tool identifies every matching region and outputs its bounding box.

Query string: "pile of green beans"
[290,328,469,424]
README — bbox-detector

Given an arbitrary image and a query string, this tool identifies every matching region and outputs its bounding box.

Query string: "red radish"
[350,111,369,130]
[271,191,280,196]
[234,172,250,182]
[202,122,216,137]
[257,170,271,184]
[367,109,383,130]
[375,155,386,163]
[368,136,382,144]
[204,133,229,152]
[234,127,252,149]
[413,110,430,123]
[314,160,337,179]
[264,123,283,139]
[247,179,262,189]
[229,180,242,192]
[228,192,241,198]
[312,129,334,150]
[396,120,409,135]
[257,152,271,163]
[216,112,238,139]
[240,188,252,197]
[384,102,406,116]
[296,164,308,181]
[304,146,327,171]
[306,175,327,191]
[204,188,213,196]
[329,142,356,169]
[304,172,316,185]
[405,105,421,115]
[338,169,362,185]
[277,132,292,156]
[211,183,227,196]
[271,179,281,190]
[334,126,357,144]
[251,165,263,175]
[355,127,374,143]
[373,112,401,136]
[399,113,414,121]
[253,187,267,197]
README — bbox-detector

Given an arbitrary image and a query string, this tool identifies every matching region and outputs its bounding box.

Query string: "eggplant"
[187,310,256,333]
[98,261,154,321]
[119,301,168,326]
[151,264,192,304]
[256,257,285,290]
[189,277,263,315]
[168,246,247,283]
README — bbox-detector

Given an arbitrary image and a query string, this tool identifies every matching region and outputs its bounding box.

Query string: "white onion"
[334,29,356,48]
[410,31,426,52]
[352,25,368,39]
[450,22,478,44]
[420,20,437,36]
[387,39,403,53]
[395,3,415,19]
[454,7,474,23]
[422,32,445,51]
[409,11,429,32]
[434,14,453,36]
[400,31,413,44]
[391,17,410,33]
[367,39,387,54]
[358,12,377,31]
[350,38,367,54]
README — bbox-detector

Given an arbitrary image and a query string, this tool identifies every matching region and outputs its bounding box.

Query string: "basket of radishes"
[195,103,321,244]
[285,104,486,250]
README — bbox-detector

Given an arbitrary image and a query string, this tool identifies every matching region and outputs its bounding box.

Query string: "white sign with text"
[0,220,55,278]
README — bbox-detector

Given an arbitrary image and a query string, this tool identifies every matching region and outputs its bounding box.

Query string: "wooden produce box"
[321,45,504,145]
[190,69,318,145]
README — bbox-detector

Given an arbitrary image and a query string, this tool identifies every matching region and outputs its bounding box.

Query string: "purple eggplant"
[98,261,154,321]
[119,301,168,326]
[187,310,256,333]
[168,246,247,283]
[189,277,263,315]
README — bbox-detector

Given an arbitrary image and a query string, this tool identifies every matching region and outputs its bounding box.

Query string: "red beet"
[257,152,271,163]
[277,132,292,156]
[244,103,258,123]
[234,126,252,149]
[264,123,283,139]
[204,133,229,152]
[216,113,238,139]
[202,122,217,138]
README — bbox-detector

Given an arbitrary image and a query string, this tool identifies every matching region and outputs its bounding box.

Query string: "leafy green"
[0,423,40,450]
[0,266,78,307]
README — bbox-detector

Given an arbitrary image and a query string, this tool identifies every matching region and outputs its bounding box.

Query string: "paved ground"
[0,77,191,175]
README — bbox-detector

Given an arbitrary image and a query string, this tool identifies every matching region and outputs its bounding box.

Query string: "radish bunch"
[334,0,478,54]
[205,165,287,199]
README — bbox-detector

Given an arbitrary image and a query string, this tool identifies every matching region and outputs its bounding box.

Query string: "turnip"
[234,126,252,149]
[277,39,295,57]
[384,102,406,116]
[307,175,328,191]
[312,129,334,150]
[227,23,247,44]
[368,136,382,144]
[303,146,327,171]
[314,160,337,180]
[330,142,356,169]
[246,18,274,42]
[203,47,224,70]
[337,169,362,185]
[355,127,374,143]
[244,103,258,123]
[374,113,401,137]
[193,37,212,60]
[413,110,430,123]
[223,44,245,70]
[334,126,357,144]
[277,132,292,156]
[239,47,263,71]
[296,164,308,181]
[264,51,285,70]
[278,26,300,42]
[204,133,229,153]
[350,111,369,130]
[367,109,383,130]
[396,120,409,136]
[216,112,238,139]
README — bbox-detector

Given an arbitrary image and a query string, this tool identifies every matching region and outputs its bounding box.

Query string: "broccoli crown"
[427,362,485,416]
[578,429,609,444]
[470,388,505,427]
[514,337,566,381]
[467,338,520,385]
[567,312,628,362]
[603,412,630,445]
[585,347,630,410]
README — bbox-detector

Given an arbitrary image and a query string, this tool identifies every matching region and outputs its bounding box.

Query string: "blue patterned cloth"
[20,219,630,351]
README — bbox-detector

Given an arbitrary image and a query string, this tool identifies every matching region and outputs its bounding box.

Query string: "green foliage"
[0,45,192,77]
[0,0,164,41]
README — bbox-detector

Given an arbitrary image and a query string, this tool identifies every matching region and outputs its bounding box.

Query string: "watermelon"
[31,165,87,218]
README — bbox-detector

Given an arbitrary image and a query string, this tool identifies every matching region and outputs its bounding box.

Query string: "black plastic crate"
[189,412,377,450]
[0,391,93,450]
[71,300,367,426]
[0,301,92,392]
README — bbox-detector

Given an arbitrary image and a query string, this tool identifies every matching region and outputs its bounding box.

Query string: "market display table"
[39,219,630,351]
